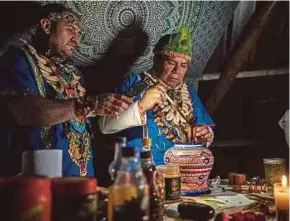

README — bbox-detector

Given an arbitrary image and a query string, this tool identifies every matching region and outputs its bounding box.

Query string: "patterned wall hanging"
[0,1,239,88]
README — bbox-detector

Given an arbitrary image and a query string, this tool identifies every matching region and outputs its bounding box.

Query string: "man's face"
[48,12,81,57]
[158,55,189,87]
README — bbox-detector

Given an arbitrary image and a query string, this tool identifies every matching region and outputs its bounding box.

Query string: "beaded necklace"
[153,83,195,143]
[22,40,91,176]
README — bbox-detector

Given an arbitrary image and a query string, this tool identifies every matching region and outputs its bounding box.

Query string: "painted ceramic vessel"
[164,143,214,195]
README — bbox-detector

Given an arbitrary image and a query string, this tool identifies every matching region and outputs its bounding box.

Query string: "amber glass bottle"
[140,138,164,221]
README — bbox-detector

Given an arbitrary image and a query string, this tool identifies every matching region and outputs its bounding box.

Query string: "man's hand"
[138,84,166,112]
[194,124,214,143]
[95,93,133,116]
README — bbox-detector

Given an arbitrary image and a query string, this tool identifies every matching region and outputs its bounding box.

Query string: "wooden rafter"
[206,2,278,115]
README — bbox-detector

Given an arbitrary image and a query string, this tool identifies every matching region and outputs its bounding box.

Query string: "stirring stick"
[191,126,194,144]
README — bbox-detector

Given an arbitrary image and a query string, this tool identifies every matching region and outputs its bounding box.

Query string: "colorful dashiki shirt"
[115,73,214,166]
[0,42,94,176]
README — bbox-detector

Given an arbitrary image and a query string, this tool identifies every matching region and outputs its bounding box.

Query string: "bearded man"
[0,3,132,176]
[99,26,215,165]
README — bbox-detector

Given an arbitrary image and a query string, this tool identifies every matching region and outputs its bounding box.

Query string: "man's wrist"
[74,99,85,117]
[138,101,146,114]
[74,96,97,117]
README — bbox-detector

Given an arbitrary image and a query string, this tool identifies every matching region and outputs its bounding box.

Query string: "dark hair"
[30,3,79,55]
[152,35,175,76]
[153,34,171,54]
[152,54,167,76]
[38,3,80,21]
[151,35,171,75]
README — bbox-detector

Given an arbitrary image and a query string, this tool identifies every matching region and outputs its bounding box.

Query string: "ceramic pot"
[164,143,214,195]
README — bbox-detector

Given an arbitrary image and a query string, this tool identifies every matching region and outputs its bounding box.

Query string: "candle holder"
[274,176,289,221]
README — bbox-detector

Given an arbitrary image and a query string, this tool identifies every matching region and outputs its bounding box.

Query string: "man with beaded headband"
[99,26,215,165]
[0,4,133,176]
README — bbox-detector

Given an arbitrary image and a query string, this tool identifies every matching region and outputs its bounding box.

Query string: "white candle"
[274,175,289,211]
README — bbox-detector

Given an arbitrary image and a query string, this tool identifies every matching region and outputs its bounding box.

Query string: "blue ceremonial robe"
[115,74,214,166]
[0,47,94,176]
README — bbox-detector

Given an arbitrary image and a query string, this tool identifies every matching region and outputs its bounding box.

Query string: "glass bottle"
[140,138,164,221]
[108,137,127,181]
[142,138,151,151]
[108,146,149,221]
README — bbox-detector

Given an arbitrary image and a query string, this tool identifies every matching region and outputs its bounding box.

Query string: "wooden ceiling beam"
[206,2,278,116]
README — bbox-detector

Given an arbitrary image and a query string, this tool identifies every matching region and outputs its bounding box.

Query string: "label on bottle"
[164,177,181,200]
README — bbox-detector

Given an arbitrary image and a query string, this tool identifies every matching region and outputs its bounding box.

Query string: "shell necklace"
[153,82,195,142]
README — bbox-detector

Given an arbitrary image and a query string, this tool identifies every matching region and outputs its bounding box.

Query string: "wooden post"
[206,2,278,115]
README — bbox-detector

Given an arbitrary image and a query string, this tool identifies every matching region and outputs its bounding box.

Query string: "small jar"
[157,165,181,203]
[263,158,285,187]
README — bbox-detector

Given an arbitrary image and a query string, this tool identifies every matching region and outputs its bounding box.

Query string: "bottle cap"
[142,138,152,147]
[122,146,136,157]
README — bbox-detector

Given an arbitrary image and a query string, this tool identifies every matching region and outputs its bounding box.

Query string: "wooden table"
[163,187,275,221]
[98,186,276,221]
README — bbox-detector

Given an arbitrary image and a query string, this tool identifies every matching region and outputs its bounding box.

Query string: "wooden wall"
[199,74,289,179]
[203,1,289,74]
[198,1,289,179]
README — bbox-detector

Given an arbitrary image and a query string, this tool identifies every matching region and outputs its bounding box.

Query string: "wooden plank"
[231,1,257,50]
[206,2,278,115]
[210,140,266,148]
[201,68,288,81]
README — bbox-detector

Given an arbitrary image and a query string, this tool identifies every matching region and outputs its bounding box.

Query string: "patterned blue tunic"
[115,74,214,165]
[0,46,94,177]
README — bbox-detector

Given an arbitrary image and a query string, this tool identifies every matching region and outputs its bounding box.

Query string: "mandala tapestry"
[0,1,239,88]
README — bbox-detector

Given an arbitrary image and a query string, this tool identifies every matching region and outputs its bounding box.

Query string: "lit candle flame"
[282,175,287,187]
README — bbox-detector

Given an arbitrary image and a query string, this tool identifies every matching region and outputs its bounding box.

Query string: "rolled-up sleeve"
[98,74,146,134]
[98,101,146,134]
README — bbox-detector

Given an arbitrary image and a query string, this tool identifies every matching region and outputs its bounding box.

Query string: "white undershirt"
[98,102,214,147]
[98,101,146,134]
